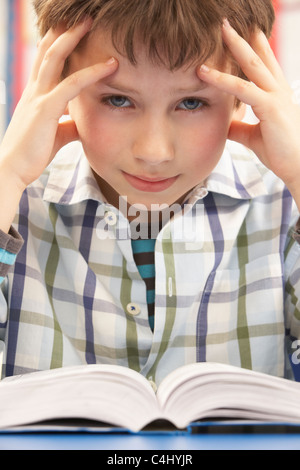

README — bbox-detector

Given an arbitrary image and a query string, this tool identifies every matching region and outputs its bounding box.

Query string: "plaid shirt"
[0,141,300,386]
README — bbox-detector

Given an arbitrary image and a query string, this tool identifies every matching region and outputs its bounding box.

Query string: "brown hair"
[32,0,275,71]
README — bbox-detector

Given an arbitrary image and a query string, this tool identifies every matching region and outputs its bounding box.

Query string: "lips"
[122,171,179,192]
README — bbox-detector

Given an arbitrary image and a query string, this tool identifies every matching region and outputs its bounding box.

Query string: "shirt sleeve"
[284,218,300,370]
[0,227,24,283]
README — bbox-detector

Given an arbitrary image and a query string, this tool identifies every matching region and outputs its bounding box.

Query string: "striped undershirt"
[131,237,156,331]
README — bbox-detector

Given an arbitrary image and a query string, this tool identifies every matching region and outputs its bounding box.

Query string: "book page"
[0,364,161,432]
[156,362,300,428]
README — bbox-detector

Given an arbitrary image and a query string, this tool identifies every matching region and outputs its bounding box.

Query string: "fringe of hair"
[32,0,275,71]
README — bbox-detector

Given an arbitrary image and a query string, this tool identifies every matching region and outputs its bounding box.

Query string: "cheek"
[70,95,116,145]
[83,121,116,153]
[182,118,229,170]
[178,109,233,185]
[72,107,119,163]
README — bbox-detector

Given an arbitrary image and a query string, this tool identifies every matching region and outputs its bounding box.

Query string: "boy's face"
[68,28,242,210]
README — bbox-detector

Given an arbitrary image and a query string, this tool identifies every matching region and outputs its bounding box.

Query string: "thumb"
[52,119,80,156]
[228,120,257,149]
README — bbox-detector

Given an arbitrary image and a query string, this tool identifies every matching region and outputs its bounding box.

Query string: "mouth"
[122,172,179,192]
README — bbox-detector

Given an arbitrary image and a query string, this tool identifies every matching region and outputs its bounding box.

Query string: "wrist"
[0,152,28,189]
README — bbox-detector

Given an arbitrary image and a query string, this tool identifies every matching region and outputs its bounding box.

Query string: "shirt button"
[104,211,117,226]
[126,303,141,315]
[195,187,208,198]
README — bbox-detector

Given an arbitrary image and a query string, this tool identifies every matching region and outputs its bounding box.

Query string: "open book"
[1,362,300,433]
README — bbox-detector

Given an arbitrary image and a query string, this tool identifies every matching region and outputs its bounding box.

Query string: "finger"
[29,27,63,82]
[222,19,278,91]
[228,120,259,150]
[48,59,118,116]
[249,29,288,87]
[36,19,93,91]
[52,120,80,158]
[197,64,267,109]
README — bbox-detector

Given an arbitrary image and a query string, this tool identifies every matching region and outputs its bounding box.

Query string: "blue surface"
[1,432,300,450]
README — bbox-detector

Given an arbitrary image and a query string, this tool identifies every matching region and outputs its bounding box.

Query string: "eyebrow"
[99,81,140,95]
[173,83,209,94]
[98,79,209,95]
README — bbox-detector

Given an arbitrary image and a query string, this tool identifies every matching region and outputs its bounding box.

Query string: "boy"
[0,0,300,386]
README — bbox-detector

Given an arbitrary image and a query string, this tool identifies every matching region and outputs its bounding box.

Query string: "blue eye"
[178,99,205,111]
[107,96,131,108]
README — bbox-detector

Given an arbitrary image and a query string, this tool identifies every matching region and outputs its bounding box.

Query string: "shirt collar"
[204,140,267,200]
[43,142,105,205]
[43,141,268,206]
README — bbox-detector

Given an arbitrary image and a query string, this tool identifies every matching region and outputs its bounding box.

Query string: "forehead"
[73,25,227,75]
[71,34,207,95]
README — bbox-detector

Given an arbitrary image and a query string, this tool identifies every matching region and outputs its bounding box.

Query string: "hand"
[0,20,118,192]
[197,19,300,208]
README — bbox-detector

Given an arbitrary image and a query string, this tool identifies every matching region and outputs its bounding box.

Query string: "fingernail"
[223,18,231,29]
[106,57,117,66]
[199,64,210,73]
[82,16,93,28]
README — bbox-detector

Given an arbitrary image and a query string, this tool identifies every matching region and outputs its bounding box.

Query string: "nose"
[132,115,175,165]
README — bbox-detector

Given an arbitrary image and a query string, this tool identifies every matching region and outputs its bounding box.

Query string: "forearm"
[0,161,25,234]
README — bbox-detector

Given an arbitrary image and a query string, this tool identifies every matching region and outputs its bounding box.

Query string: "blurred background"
[0,0,300,138]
